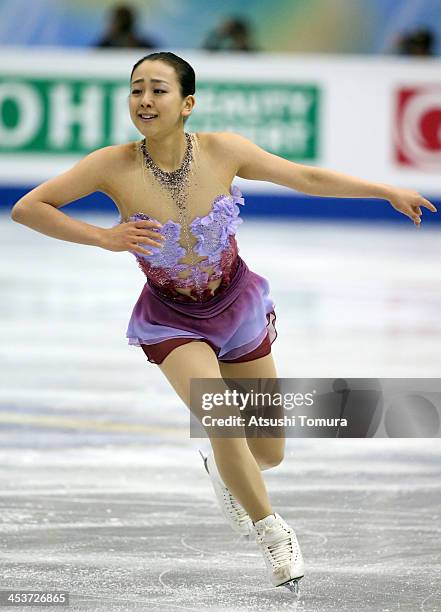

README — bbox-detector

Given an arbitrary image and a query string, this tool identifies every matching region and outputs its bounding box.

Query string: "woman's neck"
[143,129,188,172]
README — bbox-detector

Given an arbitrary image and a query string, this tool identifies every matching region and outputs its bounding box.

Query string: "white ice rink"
[1,212,440,611]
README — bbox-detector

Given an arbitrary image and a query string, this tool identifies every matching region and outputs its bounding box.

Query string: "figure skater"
[10,51,437,594]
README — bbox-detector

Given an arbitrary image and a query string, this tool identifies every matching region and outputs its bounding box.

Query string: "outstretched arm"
[215,132,437,227]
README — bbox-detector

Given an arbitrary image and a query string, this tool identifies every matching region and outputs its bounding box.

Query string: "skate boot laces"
[222,486,251,528]
[200,450,253,536]
[256,517,301,570]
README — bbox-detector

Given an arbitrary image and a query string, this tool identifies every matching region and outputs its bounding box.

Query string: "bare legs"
[208,437,273,521]
[158,341,283,522]
[219,352,285,472]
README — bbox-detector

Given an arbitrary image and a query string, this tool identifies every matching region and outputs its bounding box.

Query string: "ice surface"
[1,213,440,610]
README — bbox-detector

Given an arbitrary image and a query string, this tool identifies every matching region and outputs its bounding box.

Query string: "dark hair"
[130,52,195,125]
[130,51,196,97]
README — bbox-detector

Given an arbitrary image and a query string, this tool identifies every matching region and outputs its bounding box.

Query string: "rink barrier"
[1,186,440,224]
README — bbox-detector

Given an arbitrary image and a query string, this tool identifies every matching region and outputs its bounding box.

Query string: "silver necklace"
[140,132,205,298]
[140,132,193,211]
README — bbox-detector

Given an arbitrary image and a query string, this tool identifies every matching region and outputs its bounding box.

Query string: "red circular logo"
[394,87,441,172]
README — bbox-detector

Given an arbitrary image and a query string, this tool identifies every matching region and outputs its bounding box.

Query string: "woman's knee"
[247,438,285,469]
[260,449,285,469]
[210,436,284,471]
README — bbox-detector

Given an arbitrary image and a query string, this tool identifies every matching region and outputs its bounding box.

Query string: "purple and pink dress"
[115,133,277,365]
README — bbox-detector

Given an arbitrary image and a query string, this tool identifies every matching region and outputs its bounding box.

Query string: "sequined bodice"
[114,132,244,303]
[119,185,244,302]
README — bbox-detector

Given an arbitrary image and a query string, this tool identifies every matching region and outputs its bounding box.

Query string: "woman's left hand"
[388,187,437,227]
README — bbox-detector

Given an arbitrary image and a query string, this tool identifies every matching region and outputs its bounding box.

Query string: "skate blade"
[279,576,303,596]
[198,449,209,474]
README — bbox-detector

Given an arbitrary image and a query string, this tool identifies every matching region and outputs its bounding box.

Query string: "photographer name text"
[201,415,347,428]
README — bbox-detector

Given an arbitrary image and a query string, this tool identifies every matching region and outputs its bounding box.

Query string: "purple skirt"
[126,256,277,363]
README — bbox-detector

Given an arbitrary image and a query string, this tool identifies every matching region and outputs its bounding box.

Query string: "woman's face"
[128,60,194,136]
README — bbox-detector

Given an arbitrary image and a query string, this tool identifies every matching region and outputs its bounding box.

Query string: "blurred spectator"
[95,4,157,49]
[202,17,259,52]
[394,27,436,56]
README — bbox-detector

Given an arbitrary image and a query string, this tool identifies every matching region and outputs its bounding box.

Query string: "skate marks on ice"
[0,442,440,611]
[1,215,441,610]
[0,508,303,611]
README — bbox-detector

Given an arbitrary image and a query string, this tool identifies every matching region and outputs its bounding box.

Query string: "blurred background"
[0,0,441,54]
[0,0,440,219]
[1,2,441,610]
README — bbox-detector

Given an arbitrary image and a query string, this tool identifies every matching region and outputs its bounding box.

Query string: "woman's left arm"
[218,132,437,227]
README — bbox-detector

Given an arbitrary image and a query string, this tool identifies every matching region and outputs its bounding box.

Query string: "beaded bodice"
[126,186,244,301]
[114,132,245,303]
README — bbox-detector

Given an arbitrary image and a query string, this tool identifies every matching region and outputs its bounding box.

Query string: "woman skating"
[10,51,437,595]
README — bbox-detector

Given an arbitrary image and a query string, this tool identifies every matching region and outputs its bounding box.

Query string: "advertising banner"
[0,49,440,198]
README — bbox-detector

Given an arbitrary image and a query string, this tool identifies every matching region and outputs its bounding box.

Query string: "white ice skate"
[199,450,254,537]
[254,512,304,594]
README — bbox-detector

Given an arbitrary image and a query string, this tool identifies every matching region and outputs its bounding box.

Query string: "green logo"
[0,77,319,160]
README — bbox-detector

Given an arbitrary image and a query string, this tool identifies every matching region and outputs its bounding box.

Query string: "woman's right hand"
[98,219,165,255]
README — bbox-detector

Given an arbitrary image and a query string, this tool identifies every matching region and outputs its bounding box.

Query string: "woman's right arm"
[10,146,164,255]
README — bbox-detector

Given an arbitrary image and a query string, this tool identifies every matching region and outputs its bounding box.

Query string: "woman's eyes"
[131,89,166,94]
